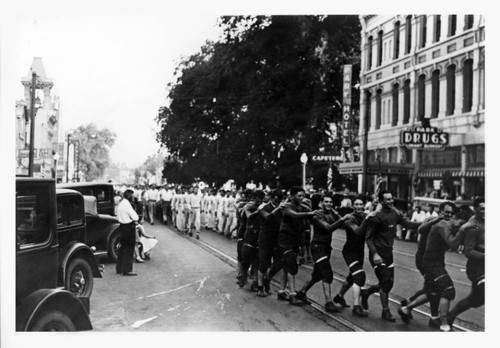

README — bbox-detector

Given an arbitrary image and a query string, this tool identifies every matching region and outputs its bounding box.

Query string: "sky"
[5,13,223,168]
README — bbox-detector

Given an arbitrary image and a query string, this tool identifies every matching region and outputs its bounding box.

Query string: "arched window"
[403,79,411,124]
[464,15,474,30]
[405,16,412,54]
[377,31,383,66]
[419,15,427,48]
[394,21,401,59]
[364,90,372,129]
[418,74,426,122]
[433,15,441,43]
[448,15,457,37]
[431,70,440,118]
[446,64,456,116]
[367,36,373,70]
[392,83,399,126]
[375,89,382,129]
[463,59,474,112]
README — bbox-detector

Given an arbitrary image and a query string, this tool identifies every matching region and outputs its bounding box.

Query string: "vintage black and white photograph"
[0,0,494,346]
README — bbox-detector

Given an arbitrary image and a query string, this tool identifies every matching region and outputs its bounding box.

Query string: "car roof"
[58,182,113,188]
[56,188,83,196]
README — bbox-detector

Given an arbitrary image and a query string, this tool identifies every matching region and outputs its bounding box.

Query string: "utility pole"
[28,72,36,177]
[66,133,71,182]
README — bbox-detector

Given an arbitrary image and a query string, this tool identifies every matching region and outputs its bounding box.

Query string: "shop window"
[446,64,456,115]
[463,59,473,113]
[403,79,411,124]
[433,15,441,43]
[394,21,401,59]
[467,144,485,167]
[431,70,440,118]
[389,147,398,163]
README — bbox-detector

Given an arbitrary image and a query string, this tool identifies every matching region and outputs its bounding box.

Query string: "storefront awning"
[338,162,414,175]
[417,169,484,178]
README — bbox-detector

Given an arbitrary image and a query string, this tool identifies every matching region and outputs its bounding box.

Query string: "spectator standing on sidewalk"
[116,189,140,276]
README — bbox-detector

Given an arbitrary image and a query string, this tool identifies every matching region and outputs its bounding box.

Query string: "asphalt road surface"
[90,221,484,332]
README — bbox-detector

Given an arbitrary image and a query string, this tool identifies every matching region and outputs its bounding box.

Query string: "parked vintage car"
[16,177,93,331]
[58,182,116,216]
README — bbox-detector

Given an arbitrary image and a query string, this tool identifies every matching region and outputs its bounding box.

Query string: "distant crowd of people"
[113,182,484,331]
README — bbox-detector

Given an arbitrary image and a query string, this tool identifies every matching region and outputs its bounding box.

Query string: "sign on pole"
[342,65,352,150]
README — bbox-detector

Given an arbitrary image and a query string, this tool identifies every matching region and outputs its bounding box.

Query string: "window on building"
[425,146,461,168]
[392,83,399,126]
[364,90,372,129]
[367,36,373,70]
[377,31,383,66]
[403,79,411,124]
[467,144,485,167]
[464,15,474,30]
[463,59,474,113]
[419,15,427,48]
[389,147,398,163]
[375,89,382,129]
[446,64,456,115]
[434,15,441,43]
[418,74,426,122]
[405,16,412,54]
[448,15,457,37]
[394,21,401,59]
[431,70,440,118]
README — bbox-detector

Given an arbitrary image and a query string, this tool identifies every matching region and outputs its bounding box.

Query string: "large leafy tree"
[72,123,116,181]
[157,15,361,189]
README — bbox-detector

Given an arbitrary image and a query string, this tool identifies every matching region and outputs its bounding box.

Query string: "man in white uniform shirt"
[116,189,140,276]
[224,190,238,238]
[188,186,203,239]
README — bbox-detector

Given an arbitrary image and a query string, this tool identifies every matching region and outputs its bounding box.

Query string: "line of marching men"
[189,185,484,332]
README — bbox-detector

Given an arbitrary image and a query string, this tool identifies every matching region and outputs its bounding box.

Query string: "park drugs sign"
[401,126,449,150]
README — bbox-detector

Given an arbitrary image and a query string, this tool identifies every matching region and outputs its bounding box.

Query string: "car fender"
[59,242,103,283]
[86,214,120,246]
[16,288,92,331]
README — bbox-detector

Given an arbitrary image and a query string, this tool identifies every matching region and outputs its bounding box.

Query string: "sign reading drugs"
[342,65,352,148]
[401,127,449,150]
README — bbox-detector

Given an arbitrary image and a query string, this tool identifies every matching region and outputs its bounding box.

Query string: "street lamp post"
[66,133,71,182]
[300,153,308,190]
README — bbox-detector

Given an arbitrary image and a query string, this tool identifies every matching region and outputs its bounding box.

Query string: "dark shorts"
[342,250,364,270]
[258,237,279,270]
[469,274,485,308]
[423,262,455,300]
[310,242,333,283]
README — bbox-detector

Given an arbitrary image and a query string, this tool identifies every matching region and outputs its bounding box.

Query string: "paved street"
[90,222,348,332]
[90,221,484,332]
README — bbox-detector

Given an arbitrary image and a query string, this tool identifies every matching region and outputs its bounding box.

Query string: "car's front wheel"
[30,310,77,331]
[65,257,93,298]
[108,232,120,262]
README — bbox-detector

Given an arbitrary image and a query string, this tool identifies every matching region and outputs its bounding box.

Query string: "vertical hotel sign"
[342,65,352,149]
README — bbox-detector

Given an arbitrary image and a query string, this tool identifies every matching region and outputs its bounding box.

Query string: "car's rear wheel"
[30,310,76,331]
[65,257,93,298]
[108,232,120,262]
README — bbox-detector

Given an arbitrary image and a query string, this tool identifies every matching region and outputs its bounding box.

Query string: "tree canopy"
[157,15,361,189]
[72,123,116,181]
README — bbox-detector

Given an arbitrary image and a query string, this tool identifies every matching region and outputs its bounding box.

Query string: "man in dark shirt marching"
[362,190,421,322]
[295,194,346,312]
[447,197,485,328]
[276,186,318,305]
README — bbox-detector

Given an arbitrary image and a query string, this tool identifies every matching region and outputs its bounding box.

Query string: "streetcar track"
[172,227,474,332]
[172,228,362,331]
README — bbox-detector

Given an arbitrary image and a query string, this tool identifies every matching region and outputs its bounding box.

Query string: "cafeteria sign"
[401,126,449,150]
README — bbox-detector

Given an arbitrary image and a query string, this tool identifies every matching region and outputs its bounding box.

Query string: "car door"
[16,180,58,302]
